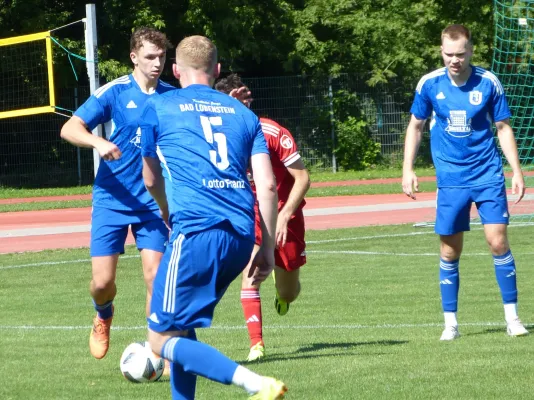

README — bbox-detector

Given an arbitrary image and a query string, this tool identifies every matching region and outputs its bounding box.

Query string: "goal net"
[492,0,534,223]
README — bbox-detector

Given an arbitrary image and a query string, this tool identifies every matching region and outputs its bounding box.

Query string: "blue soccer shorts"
[90,207,169,256]
[435,182,509,236]
[148,221,254,333]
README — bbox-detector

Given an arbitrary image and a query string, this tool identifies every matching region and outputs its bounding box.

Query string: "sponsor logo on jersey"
[445,110,472,137]
[280,134,293,149]
[126,100,138,109]
[436,92,446,100]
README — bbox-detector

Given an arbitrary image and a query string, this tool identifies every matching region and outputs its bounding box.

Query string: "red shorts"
[254,206,306,272]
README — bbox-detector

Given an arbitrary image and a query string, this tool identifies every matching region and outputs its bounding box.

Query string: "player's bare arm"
[277,159,310,247]
[60,116,122,161]
[250,152,278,284]
[402,115,425,199]
[142,157,169,226]
[496,118,525,203]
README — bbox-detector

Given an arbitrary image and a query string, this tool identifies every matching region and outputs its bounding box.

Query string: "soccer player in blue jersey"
[402,24,528,340]
[140,35,287,399]
[60,27,175,359]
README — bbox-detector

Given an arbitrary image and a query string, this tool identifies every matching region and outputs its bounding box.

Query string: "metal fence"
[0,87,94,188]
[0,75,415,188]
[243,74,414,170]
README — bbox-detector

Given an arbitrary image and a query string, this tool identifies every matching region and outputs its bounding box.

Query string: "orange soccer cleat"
[89,313,113,359]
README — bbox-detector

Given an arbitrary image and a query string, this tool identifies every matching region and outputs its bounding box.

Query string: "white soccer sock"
[504,303,518,323]
[232,365,263,395]
[444,312,458,327]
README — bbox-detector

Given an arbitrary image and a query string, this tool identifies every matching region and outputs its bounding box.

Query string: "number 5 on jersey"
[200,115,229,170]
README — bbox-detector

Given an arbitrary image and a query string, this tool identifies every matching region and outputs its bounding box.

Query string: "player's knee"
[277,281,301,303]
[143,269,157,289]
[147,330,165,356]
[90,278,115,294]
[488,237,509,255]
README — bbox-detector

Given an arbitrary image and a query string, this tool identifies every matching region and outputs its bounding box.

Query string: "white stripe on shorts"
[164,234,184,313]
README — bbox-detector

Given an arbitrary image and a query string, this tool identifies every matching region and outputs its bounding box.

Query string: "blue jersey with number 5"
[140,84,268,239]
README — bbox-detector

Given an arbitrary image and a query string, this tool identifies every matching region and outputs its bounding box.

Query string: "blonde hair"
[441,24,472,45]
[175,36,217,73]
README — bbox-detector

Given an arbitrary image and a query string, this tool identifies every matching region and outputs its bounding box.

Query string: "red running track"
[0,193,439,254]
[2,190,533,254]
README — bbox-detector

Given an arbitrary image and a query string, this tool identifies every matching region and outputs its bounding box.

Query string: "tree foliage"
[290,0,494,87]
[0,0,496,88]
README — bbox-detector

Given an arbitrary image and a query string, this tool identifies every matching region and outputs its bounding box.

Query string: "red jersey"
[251,118,306,211]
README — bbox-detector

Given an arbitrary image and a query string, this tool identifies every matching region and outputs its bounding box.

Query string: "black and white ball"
[119,341,164,383]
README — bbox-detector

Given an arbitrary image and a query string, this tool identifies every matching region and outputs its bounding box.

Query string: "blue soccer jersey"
[74,74,176,211]
[140,84,269,240]
[410,66,511,188]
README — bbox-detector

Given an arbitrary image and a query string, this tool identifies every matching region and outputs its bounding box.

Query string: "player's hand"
[96,139,122,161]
[402,170,419,200]
[275,211,290,248]
[248,246,275,285]
[511,172,525,204]
[229,86,253,108]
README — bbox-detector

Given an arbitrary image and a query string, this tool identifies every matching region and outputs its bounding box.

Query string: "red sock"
[241,288,263,347]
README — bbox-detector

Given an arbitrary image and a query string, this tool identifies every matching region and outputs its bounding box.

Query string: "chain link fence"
[0,87,94,188]
[0,75,415,188]
[243,74,414,170]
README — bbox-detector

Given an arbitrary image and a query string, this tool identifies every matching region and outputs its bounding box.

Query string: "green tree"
[290,0,494,87]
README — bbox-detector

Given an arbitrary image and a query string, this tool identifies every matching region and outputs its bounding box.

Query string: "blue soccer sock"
[493,250,518,304]
[169,330,198,400]
[92,300,113,320]
[161,335,239,386]
[439,258,460,313]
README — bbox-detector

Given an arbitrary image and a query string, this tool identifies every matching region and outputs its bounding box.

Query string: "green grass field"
[2,223,534,399]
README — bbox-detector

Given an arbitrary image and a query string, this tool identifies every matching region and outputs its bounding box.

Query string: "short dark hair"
[130,27,171,52]
[214,73,245,94]
[441,24,472,44]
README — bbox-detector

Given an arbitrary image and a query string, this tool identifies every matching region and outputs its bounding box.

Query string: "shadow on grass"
[463,327,506,336]
[241,339,408,364]
[297,340,408,353]
[464,324,533,337]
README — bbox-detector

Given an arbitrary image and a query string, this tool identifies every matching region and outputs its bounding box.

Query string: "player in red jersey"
[215,74,311,362]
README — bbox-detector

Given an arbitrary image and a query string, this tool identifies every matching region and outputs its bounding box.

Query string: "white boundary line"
[2,223,534,270]
[308,250,534,257]
[0,321,522,331]
[0,255,139,270]
[307,231,434,244]
[308,223,534,244]
[5,249,534,270]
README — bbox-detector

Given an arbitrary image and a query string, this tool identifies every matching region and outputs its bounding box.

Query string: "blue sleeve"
[410,80,433,120]
[491,79,511,122]
[140,101,159,159]
[73,92,112,130]
[251,118,269,156]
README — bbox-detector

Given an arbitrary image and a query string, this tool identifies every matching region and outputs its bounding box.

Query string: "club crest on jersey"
[469,90,483,106]
[130,127,142,148]
[280,134,293,149]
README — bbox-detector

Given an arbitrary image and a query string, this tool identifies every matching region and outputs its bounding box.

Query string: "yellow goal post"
[0,31,56,119]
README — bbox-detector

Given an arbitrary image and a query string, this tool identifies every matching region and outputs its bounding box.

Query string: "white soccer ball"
[120,341,165,383]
